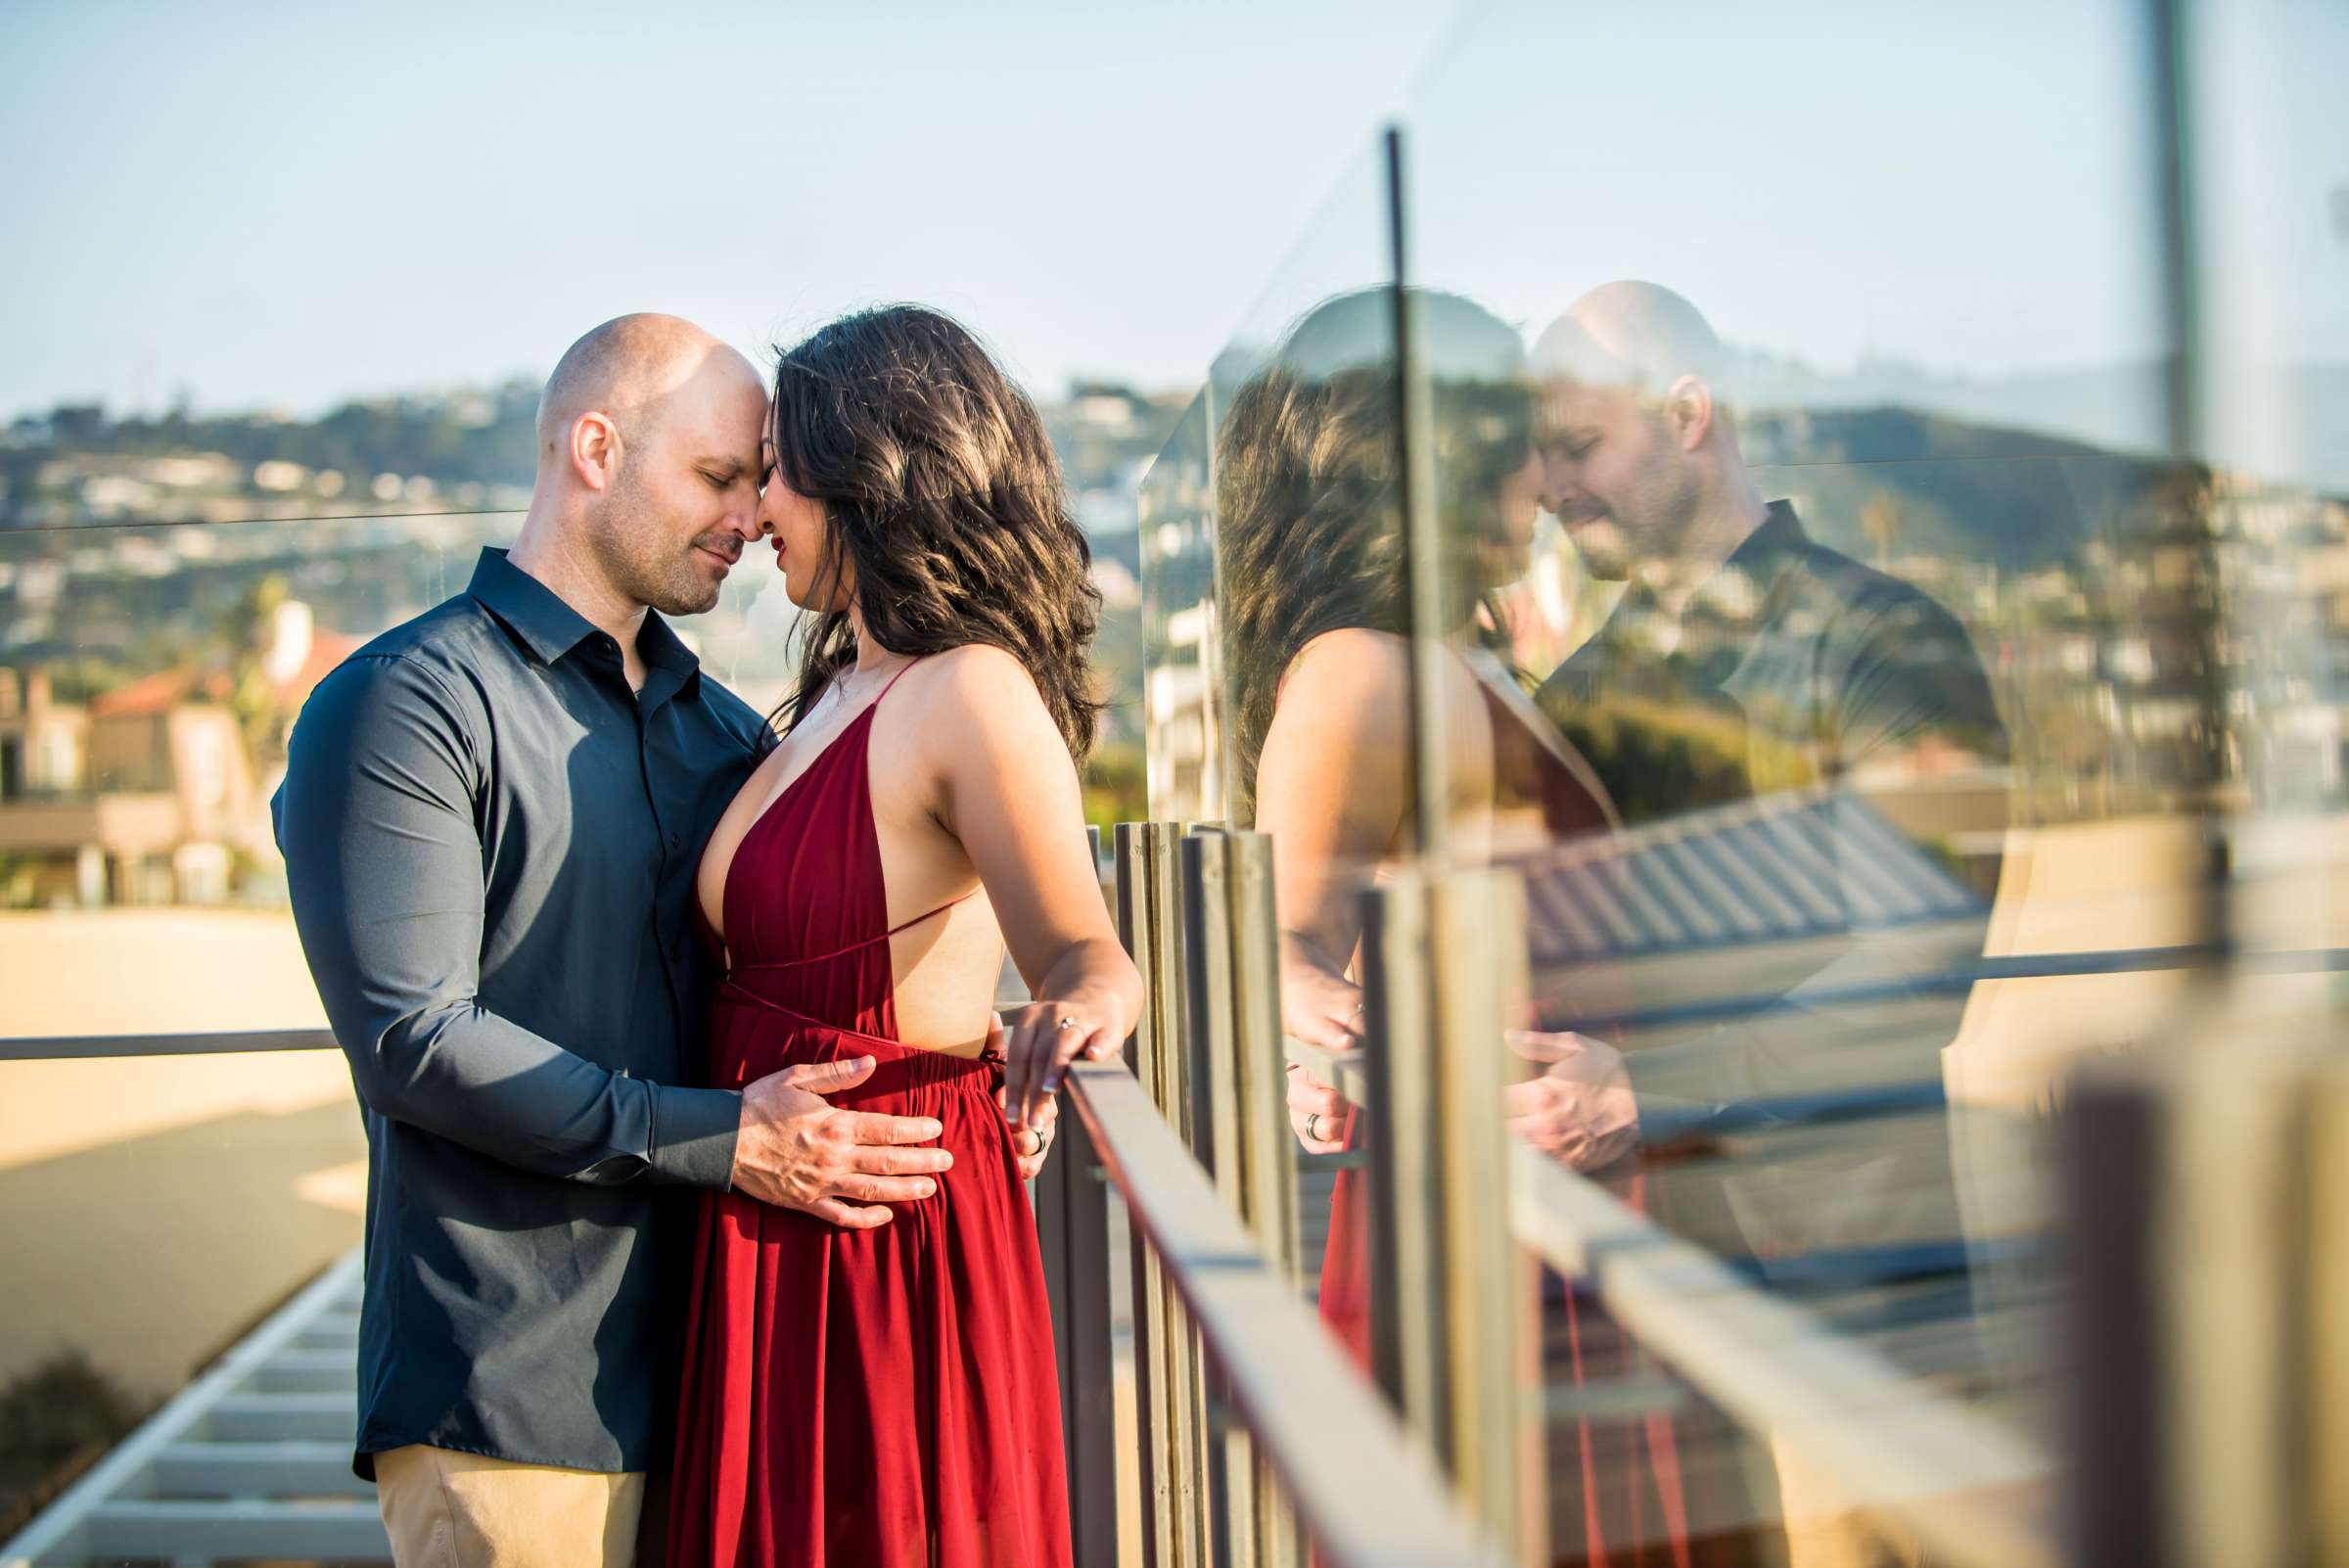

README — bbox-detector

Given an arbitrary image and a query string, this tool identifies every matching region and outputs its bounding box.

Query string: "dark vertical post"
[2065,1071,2163,1568]
[1036,825,1120,1568]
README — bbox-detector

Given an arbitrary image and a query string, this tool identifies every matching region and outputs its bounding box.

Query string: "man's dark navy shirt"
[272,548,769,1478]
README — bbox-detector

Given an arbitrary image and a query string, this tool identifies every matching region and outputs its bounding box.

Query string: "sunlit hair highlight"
[766,304,1102,759]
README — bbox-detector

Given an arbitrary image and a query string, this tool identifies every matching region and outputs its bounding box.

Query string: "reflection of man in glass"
[1523,281,2008,1566]
[1520,280,2005,1168]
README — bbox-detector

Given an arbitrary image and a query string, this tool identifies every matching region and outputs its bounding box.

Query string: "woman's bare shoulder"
[895,644,1057,748]
[1279,627,1411,729]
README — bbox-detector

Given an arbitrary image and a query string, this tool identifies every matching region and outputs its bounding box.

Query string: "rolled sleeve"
[275,654,740,1190]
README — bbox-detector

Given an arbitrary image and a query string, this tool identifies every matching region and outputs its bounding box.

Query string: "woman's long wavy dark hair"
[767,305,1101,759]
[1217,288,1533,817]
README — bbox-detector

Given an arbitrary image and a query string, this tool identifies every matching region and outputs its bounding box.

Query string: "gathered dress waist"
[714,965,996,1105]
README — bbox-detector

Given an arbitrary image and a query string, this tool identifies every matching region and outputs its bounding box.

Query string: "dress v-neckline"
[702,660,926,950]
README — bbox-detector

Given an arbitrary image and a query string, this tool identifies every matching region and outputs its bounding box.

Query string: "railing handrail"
[1067,1060,1511,1568]
[0,1029,339,1061]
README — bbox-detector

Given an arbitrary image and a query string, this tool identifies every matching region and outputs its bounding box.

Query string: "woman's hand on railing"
[1287,1061,1352,1154]
[1001,991,1128,1134]
[1279,936,1364,1154]
[1281,935,1367,1055]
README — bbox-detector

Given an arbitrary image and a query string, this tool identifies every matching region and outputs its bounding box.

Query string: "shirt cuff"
[648,1084,743,1190]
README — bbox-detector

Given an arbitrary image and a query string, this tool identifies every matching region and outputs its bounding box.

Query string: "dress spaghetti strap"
[868,654,978,938]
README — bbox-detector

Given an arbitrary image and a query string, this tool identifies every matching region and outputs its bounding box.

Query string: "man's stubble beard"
[594,467,722,618]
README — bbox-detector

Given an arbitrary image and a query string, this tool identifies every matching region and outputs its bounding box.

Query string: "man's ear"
[569,411,623,491]
[1664,375,1714,452]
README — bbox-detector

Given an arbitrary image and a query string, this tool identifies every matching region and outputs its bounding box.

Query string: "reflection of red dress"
[1316,676,1721,1568]
[669,670,1070,1568]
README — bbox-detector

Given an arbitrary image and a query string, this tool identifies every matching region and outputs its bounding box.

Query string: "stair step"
[198,1393,355,1443]
[86,1499,389,1559]
[149,1440,371,1499]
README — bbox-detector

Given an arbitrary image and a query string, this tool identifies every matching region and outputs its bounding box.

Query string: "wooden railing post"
[1116,821,1209,1568]
[1357,867,1538,1561]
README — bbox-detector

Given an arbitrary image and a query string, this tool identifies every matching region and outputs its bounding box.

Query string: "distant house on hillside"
[0,603,358,908]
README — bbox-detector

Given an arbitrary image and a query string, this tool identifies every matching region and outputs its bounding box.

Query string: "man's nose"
[1538,457,1581,511]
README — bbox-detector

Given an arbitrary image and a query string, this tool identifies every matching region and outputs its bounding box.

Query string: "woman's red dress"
[669,668,1070,1567]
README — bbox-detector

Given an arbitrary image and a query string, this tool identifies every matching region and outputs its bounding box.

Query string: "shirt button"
[668,831,681,850]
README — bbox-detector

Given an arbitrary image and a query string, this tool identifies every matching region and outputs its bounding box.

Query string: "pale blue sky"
[4,0,2338,438]
[0,0,1465,418]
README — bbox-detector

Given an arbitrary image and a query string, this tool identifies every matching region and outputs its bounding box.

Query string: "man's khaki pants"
[375,1444,657,1568]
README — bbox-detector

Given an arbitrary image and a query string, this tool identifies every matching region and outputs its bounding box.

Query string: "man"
[274,313,1055,1567]
[1519,281,2008,1567]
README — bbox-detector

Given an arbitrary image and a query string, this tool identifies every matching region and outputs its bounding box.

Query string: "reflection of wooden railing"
[1513,1146,2058,1568]
[1284,858,2083,1568]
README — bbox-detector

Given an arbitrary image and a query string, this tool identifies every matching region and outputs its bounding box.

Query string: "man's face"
[592,366,766,617]
[1533,375,1698,581]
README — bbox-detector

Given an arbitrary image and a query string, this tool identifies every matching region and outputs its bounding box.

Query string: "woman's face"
[1493,441,1544,570]
[758,432,852,613]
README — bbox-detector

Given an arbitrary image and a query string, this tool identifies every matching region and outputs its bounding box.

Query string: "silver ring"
[1056,1017,1079,1032]
[1309,1112,1329,1143]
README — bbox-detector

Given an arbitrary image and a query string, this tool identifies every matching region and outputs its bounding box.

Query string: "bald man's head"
[536,312,760,455]
[529,312,768,617]
[1530,283,1741,579]
[1532,282,1727,404]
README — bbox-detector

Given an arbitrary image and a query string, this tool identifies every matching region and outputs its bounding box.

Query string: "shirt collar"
[468,548,599,665]
[466,548,703,696]
[1721,498,1809,586]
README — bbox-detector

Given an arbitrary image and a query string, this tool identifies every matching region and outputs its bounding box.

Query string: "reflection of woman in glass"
[1219,289,1706,1568]
[1221,289,1611,1084]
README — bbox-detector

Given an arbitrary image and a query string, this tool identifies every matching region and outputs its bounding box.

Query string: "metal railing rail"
[0,1027,337,1061]
[1068,1061,1512,1568]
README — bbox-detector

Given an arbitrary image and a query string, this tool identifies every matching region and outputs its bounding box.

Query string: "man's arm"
[275,654,740,1188]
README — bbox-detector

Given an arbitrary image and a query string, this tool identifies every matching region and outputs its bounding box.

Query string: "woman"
[669,305,1139,1567]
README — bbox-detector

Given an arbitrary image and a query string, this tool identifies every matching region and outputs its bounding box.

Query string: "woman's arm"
[925,645,1142,1131]
[1253,629,1412,1150]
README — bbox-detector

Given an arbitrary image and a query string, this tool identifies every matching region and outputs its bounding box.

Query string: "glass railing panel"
[1143,139,1425,1395]
[1140,140,1400,829]
[1392,0,2198,1560]
[2193,0,2349,985]
[1140,392,1221,823]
